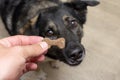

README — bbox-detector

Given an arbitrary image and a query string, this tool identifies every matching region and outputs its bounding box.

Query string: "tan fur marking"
[19,15,39,34]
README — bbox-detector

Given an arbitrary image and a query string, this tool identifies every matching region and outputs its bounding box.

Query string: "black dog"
[0,0,99,66]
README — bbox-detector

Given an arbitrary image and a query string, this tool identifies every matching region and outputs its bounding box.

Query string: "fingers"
[0,35,43,47]
[26,63,38,71]
[23,63,38,73]
[36,55,45,62]
[27,55,45,62]
[17,42,48,59]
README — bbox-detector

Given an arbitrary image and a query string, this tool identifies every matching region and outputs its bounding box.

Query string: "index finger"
[0,35,43,47]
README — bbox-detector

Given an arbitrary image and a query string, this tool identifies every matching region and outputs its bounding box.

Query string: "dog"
[0,0,99,66]
[0,0,100,79]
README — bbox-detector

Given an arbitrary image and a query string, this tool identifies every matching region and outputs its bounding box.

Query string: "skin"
[0,35,48,80]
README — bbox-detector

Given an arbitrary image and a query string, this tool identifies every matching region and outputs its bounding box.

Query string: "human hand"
[0,35,48,80]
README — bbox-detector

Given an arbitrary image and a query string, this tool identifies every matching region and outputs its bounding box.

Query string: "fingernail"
[40,42,48,49]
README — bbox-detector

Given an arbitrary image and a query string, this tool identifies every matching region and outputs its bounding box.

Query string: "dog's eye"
[65,17,78,28]
[46,30,54,36]
[70,20,78,28]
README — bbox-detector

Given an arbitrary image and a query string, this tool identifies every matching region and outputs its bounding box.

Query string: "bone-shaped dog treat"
[43,38,65,49]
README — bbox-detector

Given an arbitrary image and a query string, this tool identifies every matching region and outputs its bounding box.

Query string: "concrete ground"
[0,0,120,80]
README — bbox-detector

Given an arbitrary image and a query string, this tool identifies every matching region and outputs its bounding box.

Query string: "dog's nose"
[64,41,85,65]
[69,48,83,60]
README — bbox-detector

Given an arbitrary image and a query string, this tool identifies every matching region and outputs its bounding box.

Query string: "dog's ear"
[60,0,100,6]
[63,0,99,24]
[83,0,100,6]
[64,0,100,9]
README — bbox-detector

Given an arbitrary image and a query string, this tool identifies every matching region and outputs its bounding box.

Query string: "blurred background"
[0,0,120,80]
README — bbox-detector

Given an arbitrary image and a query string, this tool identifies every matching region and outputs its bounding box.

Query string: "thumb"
[18,42,48,59]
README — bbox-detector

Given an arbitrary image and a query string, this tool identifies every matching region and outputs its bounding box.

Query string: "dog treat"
[43,38,65,49]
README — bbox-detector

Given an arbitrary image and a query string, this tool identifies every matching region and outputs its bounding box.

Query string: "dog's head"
[36,6,85,66]
[28,1,99,66]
